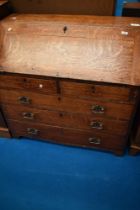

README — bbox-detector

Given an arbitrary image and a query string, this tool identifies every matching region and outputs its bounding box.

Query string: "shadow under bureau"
[0,14,140,155]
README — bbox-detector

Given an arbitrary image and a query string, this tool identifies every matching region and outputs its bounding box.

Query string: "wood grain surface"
[2,104,130,136]
[8,119,127,151]
[0,89,136,121]
[0,74,138,103]
[0,14,140,86]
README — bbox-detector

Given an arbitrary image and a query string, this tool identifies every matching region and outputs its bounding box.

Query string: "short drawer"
[0,74,57,95]
[8,120,127,152]
[0,89,135,120]
[60,80,137,103]
[2,105,129,136]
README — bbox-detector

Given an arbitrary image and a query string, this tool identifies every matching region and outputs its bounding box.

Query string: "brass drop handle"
[90,121,103,130]
[22,112,34,120]
[18,96,31,105]
[92,105,105,114]
[27,128,39,135]
[89,137,101,145]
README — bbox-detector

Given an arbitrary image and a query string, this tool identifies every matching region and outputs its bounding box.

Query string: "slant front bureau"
[0,14,140,155]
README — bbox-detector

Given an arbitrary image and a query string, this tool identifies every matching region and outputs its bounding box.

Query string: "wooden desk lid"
[0,14,140,86]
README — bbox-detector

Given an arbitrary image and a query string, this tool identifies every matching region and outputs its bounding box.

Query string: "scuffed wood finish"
[60,80,138,103]
[0,89,136,121]
[8,120,127,152]
[0,74,58,95]
[2,104,130,136]
[0,74,138,103]
[0,14,140,86]
[0,72,138,154]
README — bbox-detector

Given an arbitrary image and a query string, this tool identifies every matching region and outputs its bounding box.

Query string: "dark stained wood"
[2,104,130,136]
[0,89,136,121]
[60,80,138,103]
[9,0,116,16]
[0,74,138,103]
[8,119,127,153]
[0,14,140,86]
[0,74,58,95]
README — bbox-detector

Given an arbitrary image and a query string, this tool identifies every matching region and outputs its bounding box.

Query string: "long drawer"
[2,105,129,136]
[0,89,135,120]
[0,74,138,103]
[8,120,127,151]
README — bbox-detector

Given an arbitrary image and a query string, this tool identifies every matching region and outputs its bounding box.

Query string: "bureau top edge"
[1,14,140,28]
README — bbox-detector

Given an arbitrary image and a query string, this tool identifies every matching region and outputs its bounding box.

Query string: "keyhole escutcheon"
[63,26,68,33]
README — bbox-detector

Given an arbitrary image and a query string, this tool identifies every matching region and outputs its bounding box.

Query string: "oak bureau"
[0,14,140,155]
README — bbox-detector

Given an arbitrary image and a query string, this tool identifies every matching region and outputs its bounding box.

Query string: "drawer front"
[60,80,137,103]
[0,74,138,103]
[0,89,135,120]
[8,120,127,151]
[0,75,57,95]
[3,105,129,136]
